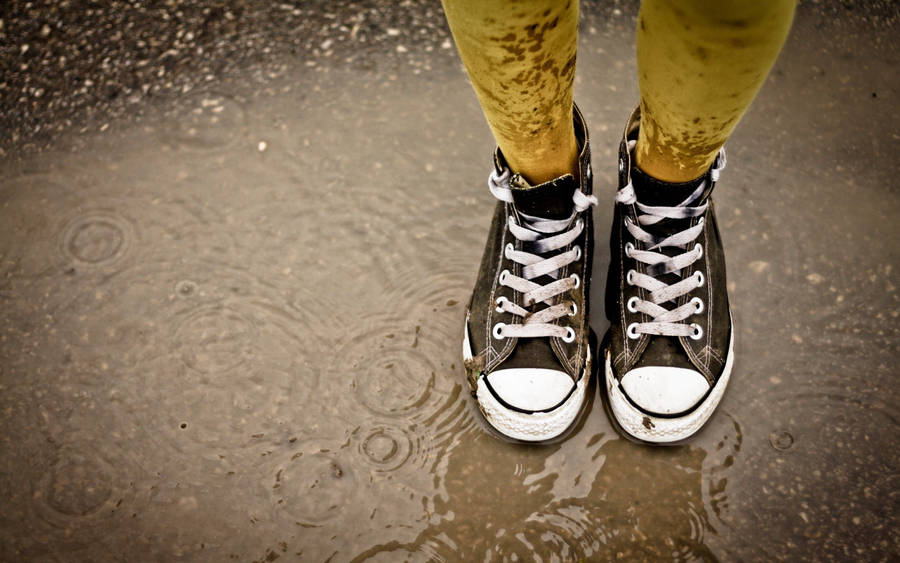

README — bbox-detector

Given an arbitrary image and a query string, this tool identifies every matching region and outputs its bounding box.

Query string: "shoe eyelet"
[690,296,704,314]
[562,327,576,343]
[690,323,704,340]
[626,323,640,340]
[626,296,639,313]
[625,242,635,258]
[626,269,636,286]
[499,269,510,284]
[495,296,508,313]
[570,273,581,289]
[573,245,582,260]
[568,302,578,317]
[492,323,506,340]
[694,271,705,288]
[694,243,703,259]
[504,243,514,258]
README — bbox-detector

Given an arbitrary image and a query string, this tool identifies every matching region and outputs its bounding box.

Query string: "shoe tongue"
[509,174,577,220]
[630,166,706,207]
[630,166,704,283]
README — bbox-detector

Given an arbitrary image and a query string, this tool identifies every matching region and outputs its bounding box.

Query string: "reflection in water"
[361,434,721,561]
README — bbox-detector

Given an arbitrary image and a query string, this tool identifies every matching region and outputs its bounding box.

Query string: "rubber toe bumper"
[604,327,733,444]
[485,368,575,411]
[476,363,588,442]
[620,366,709,415]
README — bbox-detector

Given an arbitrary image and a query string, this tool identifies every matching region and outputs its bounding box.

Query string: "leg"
[636,0,796,182]
[441,0,579,184]
[604,0,796,443]
[446,0,597,441]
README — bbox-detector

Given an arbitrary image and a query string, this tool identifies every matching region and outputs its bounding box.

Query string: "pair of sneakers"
[462,105,733,444]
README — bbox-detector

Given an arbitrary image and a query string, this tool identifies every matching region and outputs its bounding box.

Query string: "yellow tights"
[440,0,580,185]
[442,0,796,184]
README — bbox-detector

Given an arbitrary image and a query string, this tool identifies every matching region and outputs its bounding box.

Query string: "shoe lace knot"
[488,168,597,342]
[617,147,726,340]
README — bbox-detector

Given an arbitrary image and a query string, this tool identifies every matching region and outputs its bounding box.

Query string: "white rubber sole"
[604,321,734,444]
[463,319,590,442]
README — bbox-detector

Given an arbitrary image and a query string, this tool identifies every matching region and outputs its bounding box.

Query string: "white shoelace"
[488,168,598,342]
[617,145,726,340]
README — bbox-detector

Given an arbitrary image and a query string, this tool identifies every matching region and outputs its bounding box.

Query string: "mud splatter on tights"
[441,0,796,184]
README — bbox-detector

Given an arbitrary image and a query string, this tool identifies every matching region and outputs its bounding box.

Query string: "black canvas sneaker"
[463,105,597,442]
[603,107,733,444]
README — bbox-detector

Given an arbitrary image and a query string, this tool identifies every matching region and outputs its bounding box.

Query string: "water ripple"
[267,436,358,527]
[354,423,416,473]
[30,433,148,551]
[384,260,475,318]
[102,261,330,456]
[59,210,134,268]
[172,304,259,374]
[336,313,457,422]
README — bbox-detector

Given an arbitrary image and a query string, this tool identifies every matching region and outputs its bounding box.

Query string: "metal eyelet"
[562,327,576,343]
[694,243,703,259]
[690,297,704,314]
[570,273,581,289]
[504,243,514,258]
[568,303,578,317]
[626,296,639,313]
[626,269,636,285]
[626,323,640,340]
[694,271,705,288]
[492,323,506,340]
[573,245,582,260]
[495,296,507,313]
[624,242,635,258]
[499,269,510,284]
[690,323,704,340]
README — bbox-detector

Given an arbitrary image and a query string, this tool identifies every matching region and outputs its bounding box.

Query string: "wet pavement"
[1,1,898,561]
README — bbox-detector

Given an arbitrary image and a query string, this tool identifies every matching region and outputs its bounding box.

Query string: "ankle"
[634,129,719,183]
[634,149,714,184]
[501,134,579,186]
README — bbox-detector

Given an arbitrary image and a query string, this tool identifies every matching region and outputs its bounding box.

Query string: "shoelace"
[488,167,598,342]
[616,143,726,341]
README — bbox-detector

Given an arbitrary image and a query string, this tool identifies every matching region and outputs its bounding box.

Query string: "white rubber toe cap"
[485,368,574,411]
[621,366,710,415]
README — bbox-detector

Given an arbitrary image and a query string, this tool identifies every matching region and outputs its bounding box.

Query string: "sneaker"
[603,107,733,444]
[463,105,598,442]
